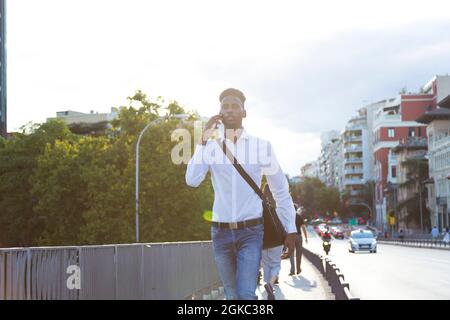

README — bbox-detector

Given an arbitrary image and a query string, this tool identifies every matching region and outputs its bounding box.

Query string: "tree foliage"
[290,177,341,219]
[0,91,213,247]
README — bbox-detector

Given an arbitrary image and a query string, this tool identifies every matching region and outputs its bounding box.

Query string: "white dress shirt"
[185,129,297,234]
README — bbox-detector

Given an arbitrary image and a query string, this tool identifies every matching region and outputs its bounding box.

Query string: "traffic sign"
[389,216,395,225]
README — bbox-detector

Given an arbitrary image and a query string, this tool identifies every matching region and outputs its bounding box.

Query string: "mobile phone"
[215,114,224,129]
[216,116,224,136]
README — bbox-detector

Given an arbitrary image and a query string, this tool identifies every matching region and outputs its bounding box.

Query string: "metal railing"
[303,247,359,300]
[344,179,364,185]
[0,241,220,300]
[344,168,364,175]
[344,136,362,142]
[344,147,363,154]
[344,158,363,164]
[378,238,450,249]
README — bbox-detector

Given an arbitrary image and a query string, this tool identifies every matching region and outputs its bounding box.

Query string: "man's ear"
[243,109,247,118]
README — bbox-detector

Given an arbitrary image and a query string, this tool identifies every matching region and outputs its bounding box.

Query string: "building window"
[388,128,395,138]
[409,127,416,137]
[392,166,397,178]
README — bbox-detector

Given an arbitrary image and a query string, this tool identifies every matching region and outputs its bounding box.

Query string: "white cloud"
[5,0,450,175]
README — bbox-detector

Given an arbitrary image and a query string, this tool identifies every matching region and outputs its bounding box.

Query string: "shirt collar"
[219,127,249,143]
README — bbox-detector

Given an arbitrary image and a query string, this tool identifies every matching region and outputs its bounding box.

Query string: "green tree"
[396,158,430,229]
[0,120,76,246]
[290,177,340,219]
[80,94,212,244]
[1,92,214,247]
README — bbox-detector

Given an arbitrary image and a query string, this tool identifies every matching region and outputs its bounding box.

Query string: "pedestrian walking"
[431,226,439,240]
[443,228,450,245]
[398,229,405,242]
[186,88,297,300]
[261,245,283,300]
[289,207,308,276]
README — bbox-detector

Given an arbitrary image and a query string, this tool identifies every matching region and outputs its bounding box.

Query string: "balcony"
[344,157,363,164]
[344,146,363,153]
[344,168,364,175]
[344,135,362,142]
[349,190,364,197]
[345,124,365,131]
[344,178,364,186]
[373,113,401,128]
[430,133,450,150]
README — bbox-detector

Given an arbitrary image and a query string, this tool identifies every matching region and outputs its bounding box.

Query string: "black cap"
[219,88,246,104]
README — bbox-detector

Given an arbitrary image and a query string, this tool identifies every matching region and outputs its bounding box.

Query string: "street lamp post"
[419,181,423,234]
[135,115,185,243]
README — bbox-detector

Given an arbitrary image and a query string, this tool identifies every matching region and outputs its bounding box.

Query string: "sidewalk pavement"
[256,254,334,300]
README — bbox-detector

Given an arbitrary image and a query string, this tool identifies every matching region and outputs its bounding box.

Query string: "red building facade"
[373,76,450,231]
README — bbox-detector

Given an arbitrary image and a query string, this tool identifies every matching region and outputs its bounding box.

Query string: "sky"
[5,0,450,175]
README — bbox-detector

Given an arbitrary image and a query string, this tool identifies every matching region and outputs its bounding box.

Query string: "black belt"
[212,217,263,230]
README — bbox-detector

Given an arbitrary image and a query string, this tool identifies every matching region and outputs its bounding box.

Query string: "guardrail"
[378,238,450,249]
[303,247,359,300]
[0,241,220,300]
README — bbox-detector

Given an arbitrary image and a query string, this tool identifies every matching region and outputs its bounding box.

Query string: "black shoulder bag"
[219,140,287,249]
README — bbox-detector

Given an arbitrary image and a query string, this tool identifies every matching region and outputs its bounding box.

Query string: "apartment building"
[391,137,428,233]
[373,75,450,231]
[47,108,122,136]
[341,107,374,203]
[417,94,450,231]
[319,131,341,187]
[300,161,320,179]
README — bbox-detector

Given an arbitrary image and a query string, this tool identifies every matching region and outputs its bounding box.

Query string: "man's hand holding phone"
[201,115,223,145]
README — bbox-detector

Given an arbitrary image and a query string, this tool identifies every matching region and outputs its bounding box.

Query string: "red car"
[316,224,328,237]
[331,227,344,239]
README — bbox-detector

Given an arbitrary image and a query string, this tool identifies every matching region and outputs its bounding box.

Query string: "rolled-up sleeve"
[185,144,209,187]
[263,143,297,234]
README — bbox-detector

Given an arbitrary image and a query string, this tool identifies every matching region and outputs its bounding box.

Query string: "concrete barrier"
[303,247,359,300]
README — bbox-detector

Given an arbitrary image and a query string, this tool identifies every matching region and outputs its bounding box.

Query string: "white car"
[349,229,377,253]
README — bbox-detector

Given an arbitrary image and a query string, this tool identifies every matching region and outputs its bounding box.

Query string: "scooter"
[322,240,331,255]
[322,232,332,255]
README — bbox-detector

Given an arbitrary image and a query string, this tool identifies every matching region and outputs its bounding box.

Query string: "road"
[304,227,450,300]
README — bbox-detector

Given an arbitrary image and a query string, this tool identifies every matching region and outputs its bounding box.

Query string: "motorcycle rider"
[322,225,332,254]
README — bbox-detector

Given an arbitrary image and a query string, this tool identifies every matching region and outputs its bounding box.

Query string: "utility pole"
[419,182,423,233]
[0,0,7,138]
[135,114,185,242]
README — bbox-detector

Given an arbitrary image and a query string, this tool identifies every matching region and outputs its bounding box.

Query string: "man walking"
[289,207,308,276]
[185,88,297,300]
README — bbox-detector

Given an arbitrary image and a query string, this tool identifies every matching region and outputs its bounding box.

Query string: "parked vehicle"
[349,229,377,253]
[328,218,343,225]
[331,226,345,239]
[312,218,325,226]
[316,224,328,237]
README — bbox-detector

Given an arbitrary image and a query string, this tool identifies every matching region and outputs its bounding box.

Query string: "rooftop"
[416,107,450,124]
[438,94,450,109]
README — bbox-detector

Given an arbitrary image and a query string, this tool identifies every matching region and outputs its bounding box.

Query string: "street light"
[135,114,185,242]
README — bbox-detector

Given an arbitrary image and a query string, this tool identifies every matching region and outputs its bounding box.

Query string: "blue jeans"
[211,223,263,300]
[261,245,283,284]
[289,234,303,274]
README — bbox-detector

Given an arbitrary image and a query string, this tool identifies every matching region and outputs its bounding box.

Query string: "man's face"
[220,96,246,128]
